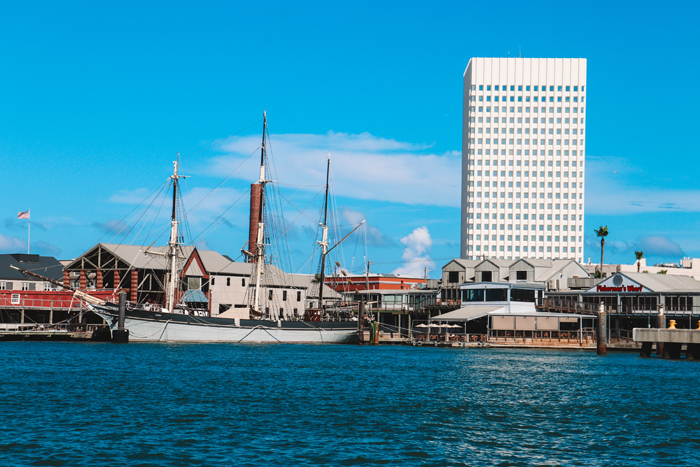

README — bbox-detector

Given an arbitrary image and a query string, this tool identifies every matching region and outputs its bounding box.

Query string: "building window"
[21,282,36,291]
[226,277,230,286]
[211,277,215,286]
[268,290,273,300]
[283,291,287,301]
[297,291,302,302]
[242,278,246,287]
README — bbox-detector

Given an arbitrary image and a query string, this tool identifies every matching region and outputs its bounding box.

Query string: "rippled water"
[1,343,699,466]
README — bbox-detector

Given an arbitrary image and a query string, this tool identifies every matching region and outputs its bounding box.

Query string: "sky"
[1,0,699,278]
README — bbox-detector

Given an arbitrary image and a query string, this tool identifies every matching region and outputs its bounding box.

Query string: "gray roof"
[444,258,481,270]
[513,258,554,268]
[614,273,700,293]
[0,254,64,282]
[535,259,588,282]
[289,274,341,299]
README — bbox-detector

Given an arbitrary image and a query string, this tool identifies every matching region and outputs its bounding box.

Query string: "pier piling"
[596,303,607,356]
[112,292,129,344]
[656,304,665,357]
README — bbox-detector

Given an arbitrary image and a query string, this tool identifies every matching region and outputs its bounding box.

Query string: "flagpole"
[27,210,30,254]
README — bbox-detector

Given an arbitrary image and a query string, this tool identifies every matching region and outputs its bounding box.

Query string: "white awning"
[429,306,504,322]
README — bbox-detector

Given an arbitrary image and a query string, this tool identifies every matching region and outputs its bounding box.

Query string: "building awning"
[182,289,208,303]
[430,306,503,321]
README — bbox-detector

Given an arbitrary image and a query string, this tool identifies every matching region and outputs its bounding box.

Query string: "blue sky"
[1,0,699,277]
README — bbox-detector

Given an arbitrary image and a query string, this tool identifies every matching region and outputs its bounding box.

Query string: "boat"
[82,112,360,343]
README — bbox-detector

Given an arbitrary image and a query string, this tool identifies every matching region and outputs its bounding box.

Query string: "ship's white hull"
[90,305,358,344]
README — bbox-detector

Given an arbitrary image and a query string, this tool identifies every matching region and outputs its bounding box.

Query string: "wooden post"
[656,303,665,357]
[112,292,129,344]
[358,300,365,344]
[597,302,607,356]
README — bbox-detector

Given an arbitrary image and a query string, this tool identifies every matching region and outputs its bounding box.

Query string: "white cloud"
[340,207,392,247]
[182,187,246,214]
[109,188,153,204]
[0,234,26,253]
[201,131,461,207]
[392,226,435,277]
[586,156,700,214]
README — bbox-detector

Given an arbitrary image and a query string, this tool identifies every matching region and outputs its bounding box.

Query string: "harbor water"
[1,343,699,466]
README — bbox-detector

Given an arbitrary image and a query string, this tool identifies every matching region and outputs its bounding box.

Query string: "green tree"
[594,226,609,275]
[635,251,644,273]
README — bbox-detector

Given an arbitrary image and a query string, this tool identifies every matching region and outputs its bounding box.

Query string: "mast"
[317,153,331,312]
[166,159,182,313]
[252,111,267,316]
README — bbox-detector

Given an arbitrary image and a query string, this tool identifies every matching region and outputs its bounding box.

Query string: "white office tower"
[461,57,586,262]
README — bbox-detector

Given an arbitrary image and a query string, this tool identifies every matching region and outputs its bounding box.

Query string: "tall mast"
[167,158,182,313]
[253,111,267,316]
[317,153,331,312]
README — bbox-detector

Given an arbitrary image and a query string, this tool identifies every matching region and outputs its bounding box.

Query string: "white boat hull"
[90,305,358,344]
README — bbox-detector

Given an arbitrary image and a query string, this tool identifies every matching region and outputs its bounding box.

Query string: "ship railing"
[0,296,88,310]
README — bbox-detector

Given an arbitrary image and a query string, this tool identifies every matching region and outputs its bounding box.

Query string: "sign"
[584,274,650,294]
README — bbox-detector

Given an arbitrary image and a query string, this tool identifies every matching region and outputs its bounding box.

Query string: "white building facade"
[461,57,587,263]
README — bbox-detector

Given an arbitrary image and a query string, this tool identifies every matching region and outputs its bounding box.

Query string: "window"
[0,282,10,290]
[188,277,201,290]
[481,271,493,282]
[479,85,483,90]
[297,291,302,302]
[242,278,246,286]
[283,291,287,301]
[211,277,215,286]
[486,288,507,301]
[226,277,230,286]
[463,289,484,302]
[448,271,459,283]
[516,270,527,281]
[268,290,273,300]
[21,282,36,291]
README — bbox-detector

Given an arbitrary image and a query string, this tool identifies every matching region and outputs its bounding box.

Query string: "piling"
[687,344,700,360]
[112,292,129,344]
[358,300,365,344]
[596,303,607,356]
[656,304,665,357]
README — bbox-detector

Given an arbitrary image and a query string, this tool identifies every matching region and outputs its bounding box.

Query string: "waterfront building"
[440,257,590,306]
[326,273,428,293]
[64,243,338,319]
[461,57,587,262]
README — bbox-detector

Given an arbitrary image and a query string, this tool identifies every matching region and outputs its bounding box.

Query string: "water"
[1,343,699,466]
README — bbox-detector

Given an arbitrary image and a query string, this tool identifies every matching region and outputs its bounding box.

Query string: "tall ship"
[81,113,360,343]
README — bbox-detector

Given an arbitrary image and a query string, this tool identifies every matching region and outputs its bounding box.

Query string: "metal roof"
[0,254,64,282]
[590,272,700,294]
[430,306,503,321]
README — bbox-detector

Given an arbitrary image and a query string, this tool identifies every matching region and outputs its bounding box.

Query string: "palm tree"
[635,251,644,273]
[594,226,609,275]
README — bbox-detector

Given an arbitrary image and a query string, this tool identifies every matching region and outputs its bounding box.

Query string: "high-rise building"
[461,57,586,262]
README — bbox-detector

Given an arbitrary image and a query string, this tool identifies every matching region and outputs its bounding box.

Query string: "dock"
[634,328,700,359]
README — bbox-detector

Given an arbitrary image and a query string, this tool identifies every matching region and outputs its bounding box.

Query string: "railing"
[541,298,605,315]
[0,297,87,310]
[489,329,596,343]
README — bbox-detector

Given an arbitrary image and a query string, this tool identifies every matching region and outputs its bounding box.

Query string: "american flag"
[17,210,30,220]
